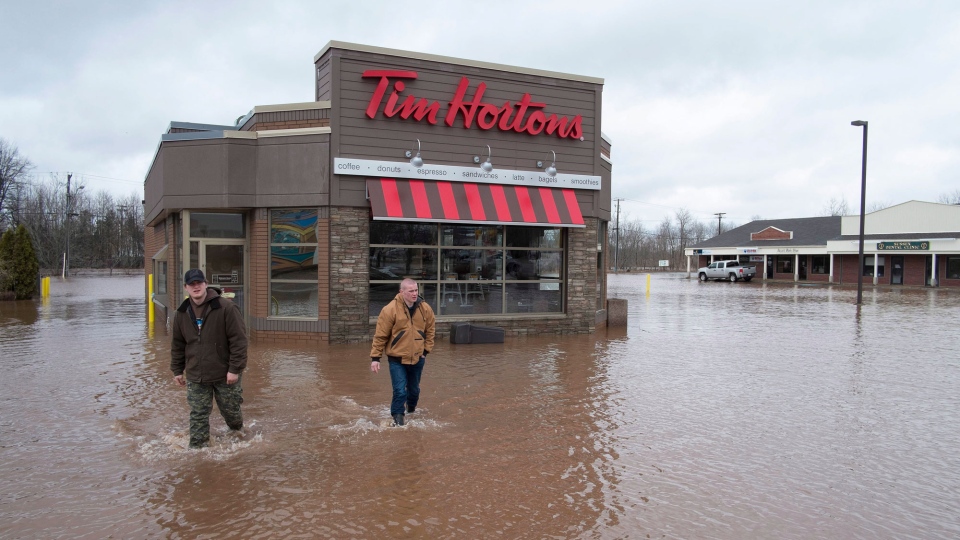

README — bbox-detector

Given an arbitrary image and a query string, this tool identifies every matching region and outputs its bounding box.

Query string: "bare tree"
[15,174,144,270]
[937,190,960,205]
[0,138,34,229]
[822,196,850,216]
[868,201,890,212]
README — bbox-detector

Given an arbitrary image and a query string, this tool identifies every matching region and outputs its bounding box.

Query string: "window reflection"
[191,213,245,239]
[371,222,437,245]
[271,209,318,243]
[505,226,562,248]
[369,222,565,315]
[269,209,319,318]
[370,248,437,280]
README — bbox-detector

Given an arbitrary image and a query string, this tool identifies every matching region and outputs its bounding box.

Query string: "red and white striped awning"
[366,179,585,227]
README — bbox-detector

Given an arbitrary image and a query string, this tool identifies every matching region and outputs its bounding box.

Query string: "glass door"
[202,242,245,313]
[891,256,904,285]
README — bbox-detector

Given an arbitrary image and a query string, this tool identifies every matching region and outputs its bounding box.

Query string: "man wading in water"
[370,278,436,426]
[171,269,248,448]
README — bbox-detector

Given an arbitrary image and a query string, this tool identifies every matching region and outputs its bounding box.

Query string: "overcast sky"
[3,1,959,227]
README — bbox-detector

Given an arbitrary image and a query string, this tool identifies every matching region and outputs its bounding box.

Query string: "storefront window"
[371,222,437,245]
[811,255,829,274]
[863,255,885,277]
[155,260,167,295]
[370,247,437,280]
[190,213,245,238]
[369,222,565,316]
[369,283,438,317]
[776,256,793,273]
[269,209,318,318]
[947,257,960,279]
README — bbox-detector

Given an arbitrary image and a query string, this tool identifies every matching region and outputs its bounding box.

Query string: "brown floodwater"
[1,274,958,539]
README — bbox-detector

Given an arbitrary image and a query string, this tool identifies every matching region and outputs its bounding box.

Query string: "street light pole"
[65,174,73,278]
[851,120,868,305]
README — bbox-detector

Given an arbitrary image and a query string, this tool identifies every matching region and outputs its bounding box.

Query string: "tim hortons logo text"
[362,70,584,140]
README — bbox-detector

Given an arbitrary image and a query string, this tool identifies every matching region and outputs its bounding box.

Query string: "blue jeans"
[388,357,425,416]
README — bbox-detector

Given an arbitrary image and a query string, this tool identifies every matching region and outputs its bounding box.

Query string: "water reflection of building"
[143,42,612,343]
[685,201,960,287]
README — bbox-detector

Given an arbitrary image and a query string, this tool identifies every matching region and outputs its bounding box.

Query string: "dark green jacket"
[171,287,247,383]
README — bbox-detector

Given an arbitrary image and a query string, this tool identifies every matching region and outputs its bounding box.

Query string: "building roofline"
[313,40,604,85]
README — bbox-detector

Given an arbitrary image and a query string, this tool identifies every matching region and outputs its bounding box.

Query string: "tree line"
[608,208,738,271]
[0,138,144,272]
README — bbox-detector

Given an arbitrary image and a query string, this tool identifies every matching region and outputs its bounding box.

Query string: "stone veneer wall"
[329,207,372,343]
[324,213,603,343]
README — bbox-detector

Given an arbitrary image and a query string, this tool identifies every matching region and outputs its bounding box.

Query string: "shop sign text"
[362,70,584,140]
[334,157,600,190]
[876,241,929,250]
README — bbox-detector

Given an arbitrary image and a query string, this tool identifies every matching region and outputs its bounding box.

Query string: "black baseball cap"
[184,269,206,285]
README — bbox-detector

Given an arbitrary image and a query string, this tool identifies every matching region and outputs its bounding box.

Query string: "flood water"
[1,274,958,539]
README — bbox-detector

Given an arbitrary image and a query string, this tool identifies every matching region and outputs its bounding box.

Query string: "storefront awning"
[366,179,585,228]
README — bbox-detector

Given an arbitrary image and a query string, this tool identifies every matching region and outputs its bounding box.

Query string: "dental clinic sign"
[362,70,584,140]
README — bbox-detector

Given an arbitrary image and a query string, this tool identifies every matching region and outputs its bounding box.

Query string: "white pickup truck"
[697,260,756,282]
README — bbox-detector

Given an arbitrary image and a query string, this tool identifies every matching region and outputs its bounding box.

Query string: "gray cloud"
[2,0,958,221]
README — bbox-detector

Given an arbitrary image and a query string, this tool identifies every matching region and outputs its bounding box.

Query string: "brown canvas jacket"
[171,288,248,383]
[370,294,436,364]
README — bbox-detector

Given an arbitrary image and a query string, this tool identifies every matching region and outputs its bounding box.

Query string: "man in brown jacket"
[370,278,436,426]
[171,269,248,448]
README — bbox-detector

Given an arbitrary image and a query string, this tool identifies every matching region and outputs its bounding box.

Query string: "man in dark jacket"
[370,278,436,426]
[171,269,248,448]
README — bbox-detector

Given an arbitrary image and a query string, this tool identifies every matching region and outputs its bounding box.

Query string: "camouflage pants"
[186,378,243,448]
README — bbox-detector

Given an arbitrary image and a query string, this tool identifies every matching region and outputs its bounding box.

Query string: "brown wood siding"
[327,49,603,210]
[144,152,165,225]
[252,118,330,131]
[316,57,332,101]
[248,108,331,131]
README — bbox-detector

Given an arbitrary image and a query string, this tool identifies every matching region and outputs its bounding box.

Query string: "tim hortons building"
[143,41,613,343]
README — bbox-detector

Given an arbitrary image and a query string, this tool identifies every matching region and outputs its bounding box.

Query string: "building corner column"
[931,253,939,286]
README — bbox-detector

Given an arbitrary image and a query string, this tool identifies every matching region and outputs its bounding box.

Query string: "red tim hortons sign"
[362,70,584,140]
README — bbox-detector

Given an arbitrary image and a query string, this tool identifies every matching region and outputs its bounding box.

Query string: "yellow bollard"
[148,274,155,324]
[41,276,49,298]
[646,273,651,295]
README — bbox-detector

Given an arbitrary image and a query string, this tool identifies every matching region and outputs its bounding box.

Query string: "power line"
[714,212,726,235]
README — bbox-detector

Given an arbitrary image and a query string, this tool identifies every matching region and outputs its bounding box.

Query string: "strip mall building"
[684,201,960,287]
[143,42,612,343]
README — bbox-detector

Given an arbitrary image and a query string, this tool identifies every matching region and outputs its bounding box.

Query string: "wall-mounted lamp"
[537,151,557,176]
[405,139,423,167]
[474,145,493,172]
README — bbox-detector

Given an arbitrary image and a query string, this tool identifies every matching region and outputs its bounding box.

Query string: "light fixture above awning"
[366,178,585,227]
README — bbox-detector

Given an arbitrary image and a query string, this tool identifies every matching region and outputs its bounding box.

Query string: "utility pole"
[613,198,622,274]
[64,174,83,278]
[65,174,72,278]
[117,205,126,268]
[714,212,726,236]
